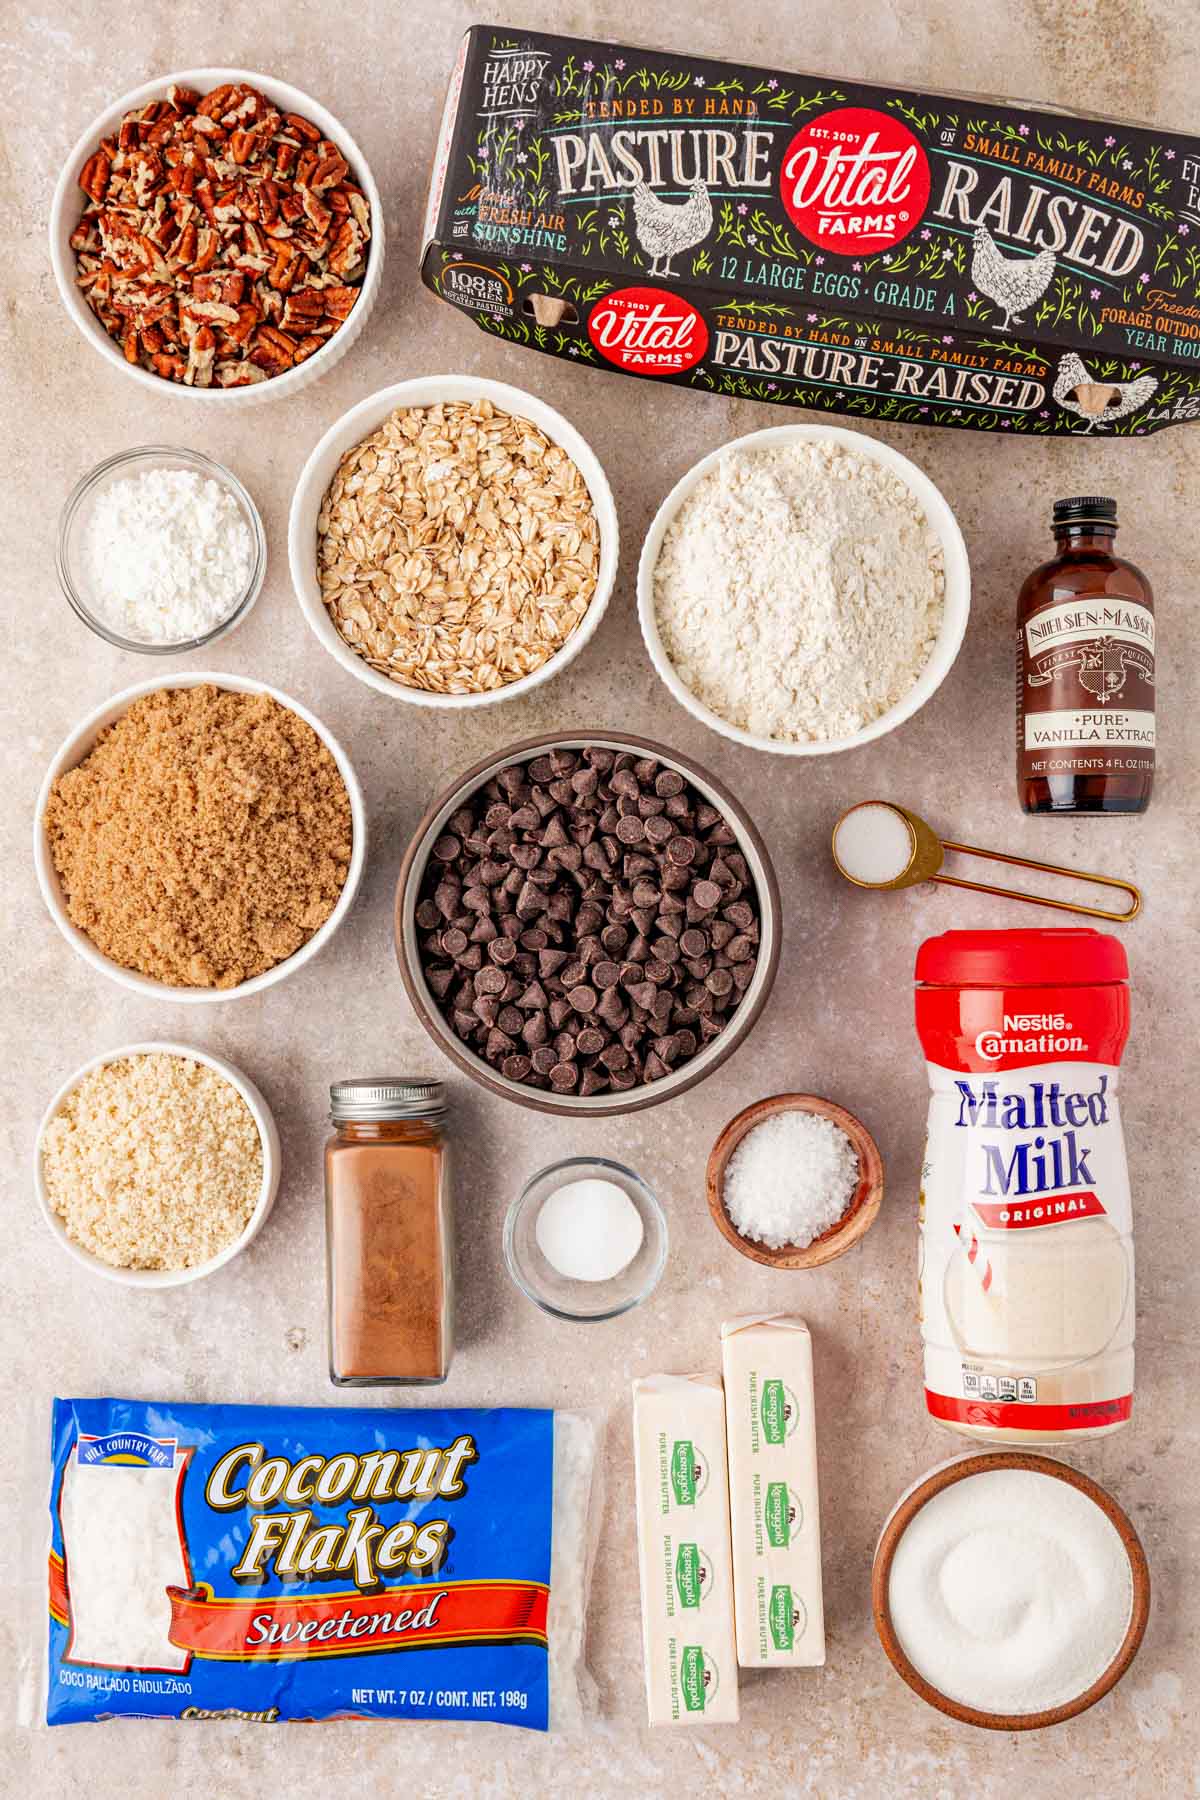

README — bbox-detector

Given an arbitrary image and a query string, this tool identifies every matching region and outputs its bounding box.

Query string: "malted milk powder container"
[914,929,1134,1444]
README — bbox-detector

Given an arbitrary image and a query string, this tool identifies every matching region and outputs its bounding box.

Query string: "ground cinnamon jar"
[324,1078,453,1386]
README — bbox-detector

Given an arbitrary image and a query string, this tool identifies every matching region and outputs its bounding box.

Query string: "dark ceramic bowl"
[395,732,781,1116]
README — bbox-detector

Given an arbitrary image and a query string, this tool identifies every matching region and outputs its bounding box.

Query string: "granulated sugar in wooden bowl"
[289,376,618,708]
[873,1452,1150,1730]
[35,1042,281,1289]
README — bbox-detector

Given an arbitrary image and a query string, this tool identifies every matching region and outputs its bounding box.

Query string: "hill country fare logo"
[587,286,708,375]
[780,106,930,253]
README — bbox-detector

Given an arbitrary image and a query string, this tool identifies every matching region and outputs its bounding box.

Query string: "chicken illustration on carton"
[422,27,1200,436]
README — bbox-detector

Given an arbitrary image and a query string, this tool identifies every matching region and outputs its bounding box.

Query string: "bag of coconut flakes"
[38,1397,603,1730]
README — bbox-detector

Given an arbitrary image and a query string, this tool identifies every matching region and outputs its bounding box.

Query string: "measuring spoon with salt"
[831,801,1141,923]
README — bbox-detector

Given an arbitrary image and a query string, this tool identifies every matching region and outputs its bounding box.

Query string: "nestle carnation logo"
[974,1012,1087,1060]
[780,106,930,254]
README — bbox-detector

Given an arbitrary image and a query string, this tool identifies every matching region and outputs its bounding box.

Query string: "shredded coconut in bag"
[46,1398,600,1731]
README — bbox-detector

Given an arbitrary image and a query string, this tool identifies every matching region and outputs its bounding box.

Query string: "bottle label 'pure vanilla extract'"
[1017,497,1155,815]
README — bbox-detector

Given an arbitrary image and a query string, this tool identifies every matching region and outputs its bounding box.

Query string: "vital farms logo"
[587,285,708,375]
[780,106,930,253]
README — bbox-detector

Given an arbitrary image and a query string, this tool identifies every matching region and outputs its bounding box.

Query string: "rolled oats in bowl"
[316,398,601,696]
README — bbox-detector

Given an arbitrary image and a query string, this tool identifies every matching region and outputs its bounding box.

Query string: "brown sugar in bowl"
[872,1451,1151,1730]
[706,1093,883,1268]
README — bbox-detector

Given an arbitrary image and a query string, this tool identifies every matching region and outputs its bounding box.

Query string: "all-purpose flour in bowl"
[652,438,945,744]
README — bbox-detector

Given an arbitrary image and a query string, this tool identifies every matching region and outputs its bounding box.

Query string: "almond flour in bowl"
[641,425,968,755]
[36,1047,277,1283]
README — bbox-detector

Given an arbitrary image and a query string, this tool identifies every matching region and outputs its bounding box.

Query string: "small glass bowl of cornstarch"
[57,446,266,653]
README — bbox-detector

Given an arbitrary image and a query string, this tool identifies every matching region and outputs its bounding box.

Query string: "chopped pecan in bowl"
[69,81,372,389]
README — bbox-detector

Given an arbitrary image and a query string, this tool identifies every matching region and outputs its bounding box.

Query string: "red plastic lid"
[915,928,1128,988]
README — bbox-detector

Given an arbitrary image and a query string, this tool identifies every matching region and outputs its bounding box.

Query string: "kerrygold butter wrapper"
[721,1316,826,1668]
[423,26,1200,437]
[631,1374,739,1724]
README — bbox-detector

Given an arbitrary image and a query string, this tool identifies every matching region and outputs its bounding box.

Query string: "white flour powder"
[82,467,253,644]
[652,440,945,742]
[888,1467,1133,1714]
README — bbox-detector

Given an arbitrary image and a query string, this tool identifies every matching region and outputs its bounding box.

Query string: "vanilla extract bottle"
[1017,497,1155,814]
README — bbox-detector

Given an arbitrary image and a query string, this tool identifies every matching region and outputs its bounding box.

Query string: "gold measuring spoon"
[831,801,1141,923]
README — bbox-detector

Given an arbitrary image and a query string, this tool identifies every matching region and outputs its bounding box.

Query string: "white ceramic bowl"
[637,423,970,756]
[49,68,384,406]
[34,671,367,1002]
[289,375,619,708]
[34,1041,281,1289]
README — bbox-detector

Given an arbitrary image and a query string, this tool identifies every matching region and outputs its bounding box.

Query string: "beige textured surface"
[2,1,1197,1792]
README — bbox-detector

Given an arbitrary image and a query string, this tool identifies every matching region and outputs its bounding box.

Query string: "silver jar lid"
[330,1077,447,1122]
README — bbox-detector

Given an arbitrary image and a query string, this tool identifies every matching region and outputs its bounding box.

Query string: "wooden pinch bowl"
[706,1092,883,1269]
[872,1452,1151,1730]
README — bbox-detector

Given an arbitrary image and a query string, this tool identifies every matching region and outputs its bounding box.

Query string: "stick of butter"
[631,1373,740,1724]
[721,1315,826,1668]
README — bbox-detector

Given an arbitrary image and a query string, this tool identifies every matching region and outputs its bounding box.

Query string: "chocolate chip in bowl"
[49,69,384,404]
[395,734,781,1115]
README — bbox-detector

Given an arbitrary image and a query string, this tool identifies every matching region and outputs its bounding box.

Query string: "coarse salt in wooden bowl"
[706,1092,883,1269]
[872,1452,1151,1730]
